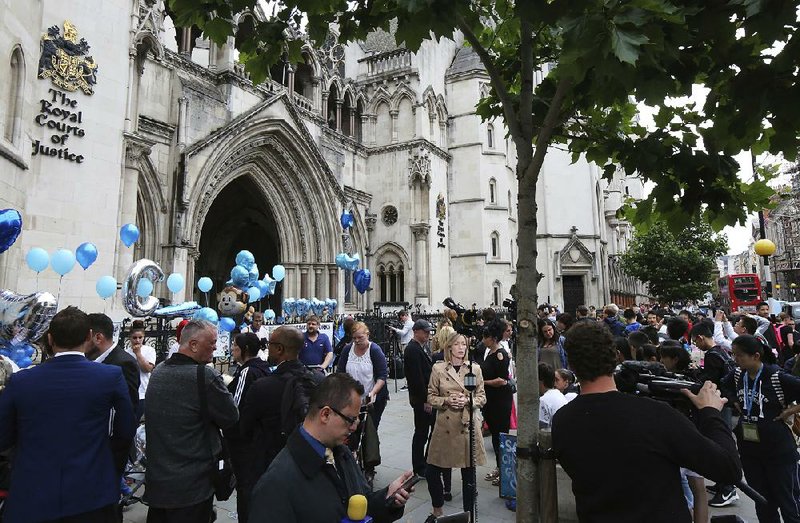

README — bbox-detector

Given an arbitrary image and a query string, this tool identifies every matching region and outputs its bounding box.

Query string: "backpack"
[280,367,323,438]
[707,346,737,378]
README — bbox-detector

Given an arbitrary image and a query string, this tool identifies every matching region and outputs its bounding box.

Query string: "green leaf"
[610,28,650,65]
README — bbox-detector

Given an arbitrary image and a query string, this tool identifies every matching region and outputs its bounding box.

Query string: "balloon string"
[204,291,209,307]
[56,276,63,308]
[35,272,39,292]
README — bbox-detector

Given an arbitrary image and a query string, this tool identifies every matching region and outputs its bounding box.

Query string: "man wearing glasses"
[240,326,321,475]
[250,373,413,522]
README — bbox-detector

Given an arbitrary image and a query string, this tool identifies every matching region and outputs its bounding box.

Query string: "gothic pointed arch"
[374,241,410,303]
[391,82,417,111]
[185,118,341,267]
[367,86,391,115]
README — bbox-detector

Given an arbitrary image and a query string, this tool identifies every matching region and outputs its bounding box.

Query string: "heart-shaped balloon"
[335,253,347,270]
[296,298,310,318]
[354,269,371,294]
[344,253,360,272]
[340,210,355,230]
[0,209,22,254]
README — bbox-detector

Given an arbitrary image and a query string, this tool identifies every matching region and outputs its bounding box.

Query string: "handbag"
[507,377,517,394]
[197,364,236,501]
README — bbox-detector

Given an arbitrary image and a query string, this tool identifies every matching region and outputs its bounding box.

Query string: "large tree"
[167,0,798,520]
[621,222,728,303]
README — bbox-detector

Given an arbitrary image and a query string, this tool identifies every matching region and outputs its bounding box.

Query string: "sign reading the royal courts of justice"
[32,21,98,164]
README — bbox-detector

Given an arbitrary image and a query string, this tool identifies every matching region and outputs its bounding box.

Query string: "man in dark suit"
[0,306,136,523]
[87,313,140,412]
[403,319,434,476]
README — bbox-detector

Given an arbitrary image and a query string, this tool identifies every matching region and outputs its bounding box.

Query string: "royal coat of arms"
[38,21,98,95]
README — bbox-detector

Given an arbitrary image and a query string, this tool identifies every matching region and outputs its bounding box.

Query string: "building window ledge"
[0,139,28,170]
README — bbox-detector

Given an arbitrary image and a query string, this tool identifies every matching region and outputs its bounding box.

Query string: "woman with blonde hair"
[424,332,486,522]
[431,325,455,360]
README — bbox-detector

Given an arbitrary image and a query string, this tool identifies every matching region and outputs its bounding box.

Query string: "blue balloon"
[167,273,185,293]
[24,345,34,357]
[51,249,76,276]
[354,268,371,294]
[96,276,117,299]
[197,276,213,293]
[235,250,255,270]
[219,317,236,332]
[231,265,249,288]
[0,208,22,255]
[136,278,154,298]
[247,286,261,303]
[264,309,276,321]
[340,210,355,230]
[75,242,98,270]
[193,307,219,324]
[272,264,286,282]
[26,247,49,273]
[17,357,32,368]
[344,254,360,271]
[282,298,296,316]
[256,280,269,297]
[248,264,259,286]
[120,223,140,247]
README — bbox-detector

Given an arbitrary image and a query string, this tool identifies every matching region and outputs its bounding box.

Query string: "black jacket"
[239,359,307,469]
[224,358,271,441]
[249,429,404,523]
[403,339,432,407]
[103,344,140,409]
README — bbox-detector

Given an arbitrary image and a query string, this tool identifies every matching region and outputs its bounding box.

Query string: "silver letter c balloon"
[0,290,57,346]
[123,259,164,317]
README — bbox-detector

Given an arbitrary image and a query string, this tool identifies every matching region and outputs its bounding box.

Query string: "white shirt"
[126,344,156,399]
[54,351,84,358]
[393,319,414,345]
[540,388,568,428]
[244,324,270,340]
[346,348,375,397]
[94,346,115,364]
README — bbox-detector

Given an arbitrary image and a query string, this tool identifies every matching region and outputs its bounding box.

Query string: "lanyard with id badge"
[742,366,764,442]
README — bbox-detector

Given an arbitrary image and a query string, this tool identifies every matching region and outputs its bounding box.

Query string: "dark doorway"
[196,176,283,314]
[562,275,585,317]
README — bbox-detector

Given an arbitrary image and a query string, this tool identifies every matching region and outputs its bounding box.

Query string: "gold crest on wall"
[38,21,98,95]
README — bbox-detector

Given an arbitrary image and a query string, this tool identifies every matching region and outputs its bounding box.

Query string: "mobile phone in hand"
[400,474,423,491]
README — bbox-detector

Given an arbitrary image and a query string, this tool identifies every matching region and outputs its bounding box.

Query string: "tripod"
[463,349,479,522]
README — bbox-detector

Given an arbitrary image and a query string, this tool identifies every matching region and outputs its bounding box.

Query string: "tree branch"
[525,76,573,180]
[519,19,534,140]
[456,15,526,145]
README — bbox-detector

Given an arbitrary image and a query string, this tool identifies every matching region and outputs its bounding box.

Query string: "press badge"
[742,421,760,442]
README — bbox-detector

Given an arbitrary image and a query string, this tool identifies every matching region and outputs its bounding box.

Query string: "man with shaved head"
[240,326,323,478]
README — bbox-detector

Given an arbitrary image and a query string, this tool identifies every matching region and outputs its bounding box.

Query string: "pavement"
[123,377,759,522]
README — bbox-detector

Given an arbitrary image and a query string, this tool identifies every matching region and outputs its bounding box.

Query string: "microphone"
[341,495,373,523]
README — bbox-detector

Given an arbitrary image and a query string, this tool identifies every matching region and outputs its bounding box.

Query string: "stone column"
[328,267,338,302]
[314,266,324,297]
[300,266,309,298]
[287,66,295,98]
[335,100,343,132]
[411,223,430,304]
[322,92,329,127]
[177,97,188,149]
[118,134,156,286]
[390,110,399,143]
[312,77,321,111]
[349,105,356,138]
[360,114,368,143]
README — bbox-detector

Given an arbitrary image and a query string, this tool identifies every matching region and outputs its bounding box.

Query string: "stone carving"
[408,149,431,188]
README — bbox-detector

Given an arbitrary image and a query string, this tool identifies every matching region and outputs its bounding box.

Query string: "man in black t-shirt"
[552,322,742,523]
[403,319,434,476]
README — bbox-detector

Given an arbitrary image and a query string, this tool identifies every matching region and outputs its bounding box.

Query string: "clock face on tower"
[382,206,398,226]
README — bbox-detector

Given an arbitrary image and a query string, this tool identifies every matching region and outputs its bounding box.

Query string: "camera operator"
[552,322,742,523]
[388,310,414,348]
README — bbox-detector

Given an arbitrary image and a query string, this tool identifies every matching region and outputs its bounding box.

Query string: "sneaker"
[484,469,499,481]
[708,488,739,507]
[424,514,438,523]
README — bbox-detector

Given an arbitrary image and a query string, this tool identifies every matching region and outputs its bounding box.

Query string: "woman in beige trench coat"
[423,332,486,522]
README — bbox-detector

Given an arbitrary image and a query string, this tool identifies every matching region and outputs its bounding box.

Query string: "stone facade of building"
[0,0,644,318]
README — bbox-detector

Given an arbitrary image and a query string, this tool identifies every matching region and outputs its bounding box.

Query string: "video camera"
[503,298,517,321]
[442,297,481,339]
[615,361,701,409]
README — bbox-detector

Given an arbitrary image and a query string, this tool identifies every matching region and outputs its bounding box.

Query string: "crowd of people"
[2,299,800,522]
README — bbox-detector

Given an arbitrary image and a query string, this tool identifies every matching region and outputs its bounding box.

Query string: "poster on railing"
[499,432,517,500]
[212,322,334,359]
[264,322,334,344]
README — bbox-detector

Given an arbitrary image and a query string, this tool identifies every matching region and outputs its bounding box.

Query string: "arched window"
[490,231,500,259]
[378,263,405,302]
[487,123,494,149]
[5,46,25,145]
[489,178,497,204]
[492,281,502,306]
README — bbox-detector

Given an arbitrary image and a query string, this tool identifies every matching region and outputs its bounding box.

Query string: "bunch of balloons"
[281,297,338,321]
[222,250,285,304]
[25,242,100,276]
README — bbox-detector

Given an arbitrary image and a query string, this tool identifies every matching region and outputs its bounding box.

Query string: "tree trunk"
[514,149,542,523]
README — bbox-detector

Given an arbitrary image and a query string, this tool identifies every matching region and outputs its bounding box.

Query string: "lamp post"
[754,239,776,299]
[775,283,781,300]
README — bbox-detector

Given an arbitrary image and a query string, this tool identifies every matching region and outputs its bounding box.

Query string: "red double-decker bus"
[718,273,761,313]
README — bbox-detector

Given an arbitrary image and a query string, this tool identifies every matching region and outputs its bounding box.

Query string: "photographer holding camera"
[552,321,742,522]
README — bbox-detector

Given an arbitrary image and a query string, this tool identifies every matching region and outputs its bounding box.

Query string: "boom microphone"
[341,494,372,523]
